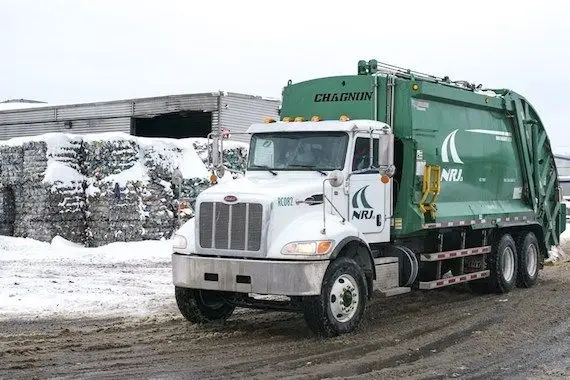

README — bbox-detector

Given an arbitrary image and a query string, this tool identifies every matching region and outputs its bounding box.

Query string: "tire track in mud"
[306,318,499,380]
[0,265,568,380]
[150,288,486,378]
[192,313,493,379]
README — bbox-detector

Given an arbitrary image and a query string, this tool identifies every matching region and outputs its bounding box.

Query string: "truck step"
[374,257,398,265]
[376,287,411,298]
[420,246,491,261]
[418,270,490,290]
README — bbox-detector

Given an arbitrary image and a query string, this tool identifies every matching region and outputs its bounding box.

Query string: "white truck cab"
[171,119,400,337]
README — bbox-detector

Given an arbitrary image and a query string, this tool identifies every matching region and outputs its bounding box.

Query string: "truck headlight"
[172,234,188,250]
[281,240,334,255]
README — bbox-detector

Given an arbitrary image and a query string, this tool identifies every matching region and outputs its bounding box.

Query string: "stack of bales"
[0,132,250,247]
[83,135,146,247]
[139,139,179,241]
[0,134,86,243]
[83,135,189,246]
[191,138,249,176]
[0,144,22,236]
[221,142,249,173]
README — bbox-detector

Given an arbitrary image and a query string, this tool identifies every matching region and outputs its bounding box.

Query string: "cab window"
[352,137,379,171]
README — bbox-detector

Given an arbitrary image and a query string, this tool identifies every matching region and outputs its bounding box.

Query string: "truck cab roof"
[246,119,392,134]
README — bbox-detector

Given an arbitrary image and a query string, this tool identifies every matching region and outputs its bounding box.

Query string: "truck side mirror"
[328,170,344,187]
[211,134,220,167]
[378,132,395,177]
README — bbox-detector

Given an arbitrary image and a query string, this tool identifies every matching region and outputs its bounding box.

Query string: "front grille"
[199,202,263,251]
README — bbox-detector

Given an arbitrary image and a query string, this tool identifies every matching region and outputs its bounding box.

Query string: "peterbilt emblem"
[224,195,238,203]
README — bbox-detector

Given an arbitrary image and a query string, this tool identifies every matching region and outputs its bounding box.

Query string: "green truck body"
[281,60,565,250]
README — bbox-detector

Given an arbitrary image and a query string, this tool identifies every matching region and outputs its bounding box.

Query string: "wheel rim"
[329,274,359,323]
[502,246,515,282]
[527,243,538,277]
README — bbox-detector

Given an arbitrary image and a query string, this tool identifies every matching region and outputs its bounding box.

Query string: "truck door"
[348,136,390,243]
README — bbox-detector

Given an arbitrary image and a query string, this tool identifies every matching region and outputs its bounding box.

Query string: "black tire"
[469,233,518,294]
[516,232,540,288]
[175,287,235,323]
[302,257,367,338]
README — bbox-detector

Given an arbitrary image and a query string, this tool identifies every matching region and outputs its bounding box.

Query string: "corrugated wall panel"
[556,157,570,177]
[0,93,277,141]
[0,122,60,140]
[65,117,131,135]
[57,103,132,120]
[0,118,131,141]
[220,93,280,142]
[0,108,56,124]
[134,94,218,117]
[211,110,219,135]
[0,94,220,126]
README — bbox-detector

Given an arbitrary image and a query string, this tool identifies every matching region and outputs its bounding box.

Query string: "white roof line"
[246,119,391,134]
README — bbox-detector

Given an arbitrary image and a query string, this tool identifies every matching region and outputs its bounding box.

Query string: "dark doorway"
[132,111,212,138]
[0,186,16,236]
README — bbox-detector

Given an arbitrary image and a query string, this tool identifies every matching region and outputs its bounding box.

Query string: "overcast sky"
[1,0,569,147]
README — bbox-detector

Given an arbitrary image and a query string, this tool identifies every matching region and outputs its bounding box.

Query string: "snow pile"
[546,225,570,265]
[0,132,249,246]
[474,89,500,97]
[0,235,175,321]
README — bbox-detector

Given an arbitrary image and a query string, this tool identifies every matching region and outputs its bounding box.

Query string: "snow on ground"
[0,235,175,321]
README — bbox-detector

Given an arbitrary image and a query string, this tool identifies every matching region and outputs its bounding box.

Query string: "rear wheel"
[469,233,518,294]
[516,232,540,288]
[302,257,367,337]
[175,287,235,323]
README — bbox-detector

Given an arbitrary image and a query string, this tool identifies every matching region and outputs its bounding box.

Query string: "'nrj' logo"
[440,128,513,182]
[441,168,463,182]
[352,186,373,220]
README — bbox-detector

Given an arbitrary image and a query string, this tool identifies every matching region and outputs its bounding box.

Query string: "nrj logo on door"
[352,185,373,220]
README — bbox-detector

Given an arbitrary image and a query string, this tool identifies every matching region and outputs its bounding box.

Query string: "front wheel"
[302,257,367,337]
[175,287,235,323]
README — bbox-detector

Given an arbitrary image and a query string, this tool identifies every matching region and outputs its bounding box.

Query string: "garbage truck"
[171,60,566,337]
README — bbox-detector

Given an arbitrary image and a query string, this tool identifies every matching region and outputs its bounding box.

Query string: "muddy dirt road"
[1,263,568,380]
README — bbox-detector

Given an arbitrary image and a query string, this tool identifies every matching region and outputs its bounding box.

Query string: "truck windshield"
[248,132,349,172]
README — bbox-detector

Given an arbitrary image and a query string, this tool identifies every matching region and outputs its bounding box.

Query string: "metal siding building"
[555,154,570,199]
[555,154,570,178]
[220,93,281,142]
[0,92,280,141]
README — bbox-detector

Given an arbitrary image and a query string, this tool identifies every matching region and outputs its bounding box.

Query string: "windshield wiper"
[289,164,328,176]
[251,165,277,175]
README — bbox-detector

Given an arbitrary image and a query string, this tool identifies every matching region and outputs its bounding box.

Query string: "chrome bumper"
[172,253,329,296]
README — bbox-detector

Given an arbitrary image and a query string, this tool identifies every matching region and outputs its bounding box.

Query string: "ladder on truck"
[417,230,491,290]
